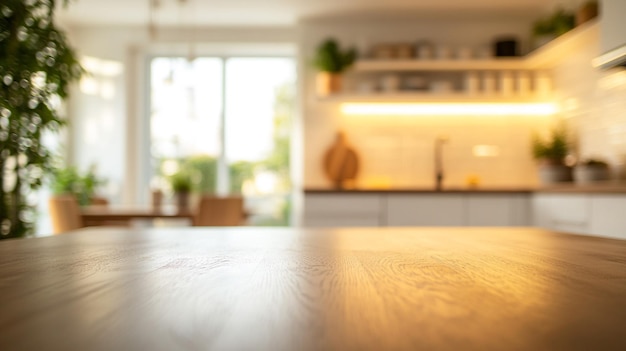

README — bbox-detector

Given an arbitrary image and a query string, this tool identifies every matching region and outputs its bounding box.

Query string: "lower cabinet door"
[531,194,590,235]
[303,194,382,227]
[386,194,465,226]
[589,195,626,240]
[466,194,530,226]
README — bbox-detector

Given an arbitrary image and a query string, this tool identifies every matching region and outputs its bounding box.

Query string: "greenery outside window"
[149,57,295,226]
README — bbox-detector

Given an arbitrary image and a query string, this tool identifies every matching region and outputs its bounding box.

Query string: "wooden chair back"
[49,195,84,234]
[194,196,245,226]
[90,197,109,206]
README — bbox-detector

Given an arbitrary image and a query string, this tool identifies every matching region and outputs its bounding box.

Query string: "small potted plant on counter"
[532,127,572,184]
[574,158,610,184]
[170,171,193,213]
[313,38,356,97]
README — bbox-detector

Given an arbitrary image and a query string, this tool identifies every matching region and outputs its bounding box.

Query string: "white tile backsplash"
[554,40,626,179]
[311,113,554,189]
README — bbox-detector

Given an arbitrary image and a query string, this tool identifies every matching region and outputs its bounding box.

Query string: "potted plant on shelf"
[576,1,599,26]
[532,127,572,184]
[170,171,193,213]
[531,7,576,49]
[574,158,610,184]
[313,38,356,97]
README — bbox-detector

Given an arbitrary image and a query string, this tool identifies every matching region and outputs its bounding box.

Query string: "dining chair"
[193,195,246,226]
[49,195,84,234]
[90,197,109,206]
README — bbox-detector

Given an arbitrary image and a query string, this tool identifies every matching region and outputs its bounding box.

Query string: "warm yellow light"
[598,69,626,90]
[473,145,500,157]
[340,102,558,116]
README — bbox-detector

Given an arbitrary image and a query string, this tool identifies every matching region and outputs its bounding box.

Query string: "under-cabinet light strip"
[340,103,558,116]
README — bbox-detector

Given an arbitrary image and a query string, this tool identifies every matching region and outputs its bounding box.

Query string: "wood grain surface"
[1,227,625,351]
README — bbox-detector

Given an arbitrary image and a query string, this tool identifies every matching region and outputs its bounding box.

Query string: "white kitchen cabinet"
[302,191,626,239]
[305,192,532,228]
[387,193,530,227]
[303,194,383,227]
[600,0,626,53]
[466,194,530,227]
[531,194,590,235]
[589,195,626,240]
[386,194,466,226]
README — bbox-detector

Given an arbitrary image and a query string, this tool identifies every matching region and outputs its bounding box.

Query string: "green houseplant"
[51,166,105,206]
[574,158,610,184]
[169,171,193,213]
[170,171,192,193]
[312,38,356,96]
[1,0,83,239]
[531,127,573,184]
[531,8,576,49]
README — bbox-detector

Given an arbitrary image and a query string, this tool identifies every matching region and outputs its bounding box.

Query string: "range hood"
[593,44,626,69]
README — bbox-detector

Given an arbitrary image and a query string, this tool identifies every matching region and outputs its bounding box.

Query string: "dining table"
[1,226,625,350]
[80,205,194,227]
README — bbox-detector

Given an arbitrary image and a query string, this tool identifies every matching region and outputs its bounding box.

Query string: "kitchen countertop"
[1,227,626,351]
[534,183,626,193]
[305,187,533,194]
[305,183,626,194]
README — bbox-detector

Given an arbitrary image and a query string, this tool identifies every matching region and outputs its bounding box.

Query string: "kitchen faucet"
[434,135,449,191]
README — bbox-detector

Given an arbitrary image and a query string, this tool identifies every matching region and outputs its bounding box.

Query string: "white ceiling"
[56,0,560,27]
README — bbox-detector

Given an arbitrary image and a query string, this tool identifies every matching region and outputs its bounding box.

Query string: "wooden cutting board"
[323,132,359,188]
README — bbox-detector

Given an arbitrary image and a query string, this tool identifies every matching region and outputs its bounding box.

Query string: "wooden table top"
[1,227,625,351]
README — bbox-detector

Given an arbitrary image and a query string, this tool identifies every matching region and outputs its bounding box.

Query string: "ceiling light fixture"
[148,0,160,41]
[340,102,558,116]
[148,0,195,62]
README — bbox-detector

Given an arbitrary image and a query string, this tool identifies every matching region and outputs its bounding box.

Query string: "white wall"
[553,30,626,179]
[600,0,626,53]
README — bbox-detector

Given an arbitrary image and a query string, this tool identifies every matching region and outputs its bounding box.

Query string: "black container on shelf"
[493,37,519,57]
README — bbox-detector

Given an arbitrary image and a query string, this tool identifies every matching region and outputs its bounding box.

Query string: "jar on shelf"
[415,40,435,60]
[456,47,473,60]
[431,80,453,93]
[436,45,453,60]
[475,46,492,59]
[464,71,479,94]
[371,44,395,59]
[535,71,553,97]
[381,74,401,92]
[482,72,497,94]
[396,44,415,59]
[500,71,514,96]
[517,71,531,96]
[356,80,376,94]
[402,75,428,91]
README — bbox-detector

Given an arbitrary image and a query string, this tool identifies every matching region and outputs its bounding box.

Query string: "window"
[149,56,295,225]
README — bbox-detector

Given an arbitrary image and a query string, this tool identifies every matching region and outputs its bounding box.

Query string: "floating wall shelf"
[321,92,554,103]
[349,19,599,73]
[351,59,526,72]
[317,19,599,109]
[340,102,559,116]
